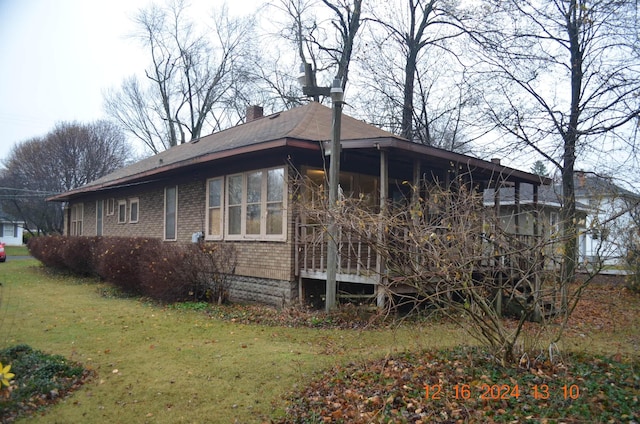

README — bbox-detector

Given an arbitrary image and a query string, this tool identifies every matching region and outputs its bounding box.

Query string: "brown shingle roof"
[48,102,550,202]
[48,102,395,200]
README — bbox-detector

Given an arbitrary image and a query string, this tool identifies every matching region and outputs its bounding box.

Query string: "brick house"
[49,102,550,307]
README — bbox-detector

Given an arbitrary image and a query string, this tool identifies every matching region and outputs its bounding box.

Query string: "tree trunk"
[560,0,583,312]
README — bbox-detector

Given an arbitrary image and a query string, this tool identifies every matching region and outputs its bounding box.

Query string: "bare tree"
[105,0,256,154]
[350,0,474,150]
[0,121,131,234]
[273,0,363,100]
[468,0,640,311]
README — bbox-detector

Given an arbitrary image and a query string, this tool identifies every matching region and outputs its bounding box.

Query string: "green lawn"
[1,259,638,423]
[3,245,29,257]
[0,260,466,423]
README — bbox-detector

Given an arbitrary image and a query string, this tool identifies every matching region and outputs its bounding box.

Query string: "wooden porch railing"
[295,217,546,286]
[295,218,380,284]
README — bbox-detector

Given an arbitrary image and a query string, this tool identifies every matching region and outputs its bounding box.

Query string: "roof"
[574,172,640,200]
[483,171,640,211]
[49,102,551,202]
[0,209,24,224]
[484,184,590,212]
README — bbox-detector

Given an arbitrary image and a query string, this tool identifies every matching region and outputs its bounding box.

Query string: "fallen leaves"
[275,346,640,423]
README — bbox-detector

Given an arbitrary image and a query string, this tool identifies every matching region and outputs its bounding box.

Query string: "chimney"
[246,105,263,123]
[491,158,501,165]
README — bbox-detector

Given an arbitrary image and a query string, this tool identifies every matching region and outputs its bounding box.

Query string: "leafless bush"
[299,176,600,365]
[180,242,238,304]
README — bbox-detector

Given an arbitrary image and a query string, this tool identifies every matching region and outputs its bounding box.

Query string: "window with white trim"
[206,178,223,239]
[117,200,127,224]
[225,167,286,240]
[96,200,103,236]
[129,198,139,223]
[165,186,177,240]
[70,204,83,236]
[107,198,115,215]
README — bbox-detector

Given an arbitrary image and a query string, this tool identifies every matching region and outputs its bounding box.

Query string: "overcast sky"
[0,0,153,162]
[0,0,261,164]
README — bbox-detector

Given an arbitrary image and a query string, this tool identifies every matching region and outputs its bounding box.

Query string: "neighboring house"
[0,209,25,245]
[485,172,640,268]
[483,183,589,269]
[49,103,550,307]
[573,172,640,266]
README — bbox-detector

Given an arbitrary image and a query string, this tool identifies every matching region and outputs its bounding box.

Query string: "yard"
[0,258,638,423]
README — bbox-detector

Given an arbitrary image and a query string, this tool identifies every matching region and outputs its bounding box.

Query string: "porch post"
[515,181,521,236]
[412,159,421,204]
[533,184,539,238]
[532,184,542,322]
[493,174,502,317]
[376,149,389,308]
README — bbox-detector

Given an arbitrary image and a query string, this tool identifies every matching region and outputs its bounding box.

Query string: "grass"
[0,259,638,423]
[3,245,30,257]
[0,260,465,423]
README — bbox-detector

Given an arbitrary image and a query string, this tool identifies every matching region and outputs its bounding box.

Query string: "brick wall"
[67,174,299,304]
[227,275,297,307]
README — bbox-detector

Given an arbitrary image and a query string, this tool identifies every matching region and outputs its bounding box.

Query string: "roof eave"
[327,138,552,186]
[48,138,320,202]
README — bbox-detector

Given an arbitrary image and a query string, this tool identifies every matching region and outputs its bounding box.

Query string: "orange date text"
[424,383,580,401]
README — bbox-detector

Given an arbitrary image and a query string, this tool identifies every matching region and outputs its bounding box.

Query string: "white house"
[0,210,24,245]
[575,172,640,266]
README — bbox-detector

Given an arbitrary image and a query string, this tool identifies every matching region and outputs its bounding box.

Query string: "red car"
[0,243,6,262]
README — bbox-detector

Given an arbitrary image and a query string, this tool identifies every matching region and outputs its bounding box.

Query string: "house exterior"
[49,102,550,307]
[573,172,640,266]
[0,210,24,246]
[483,183,589,269]
[485,172,640,268]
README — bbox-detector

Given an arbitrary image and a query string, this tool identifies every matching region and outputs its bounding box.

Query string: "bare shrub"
[60,236,101,277]
[299,176,599,365]
[179,243,238,304]
[27,235,67,270]
[94,237,157,295]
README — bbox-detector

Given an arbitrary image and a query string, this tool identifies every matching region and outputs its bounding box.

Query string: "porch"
[294,219,384,306]
[294,217,548,310]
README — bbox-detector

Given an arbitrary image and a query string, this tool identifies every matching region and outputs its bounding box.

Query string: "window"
[129,198,139,223]
[107,198,115,216]
[266,168,284,235]
[165,186,177,240]
[117,200,127,224]
[206,178,223,239]
[70,204,83,236]
[228,174,243,235]
[225,167,286,240]
[549,212,559,237]
[96,200,103,236]
[2,224,12,237]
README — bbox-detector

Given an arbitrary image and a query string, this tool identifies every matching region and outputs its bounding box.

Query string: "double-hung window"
[206,178,223,239]
[224,167,286,240]
[117,200,127,224]
[107,198,115,216]
[129,198,139,223]
[96,200,103,236]
[165,186,178,240]
[70,204,83,236]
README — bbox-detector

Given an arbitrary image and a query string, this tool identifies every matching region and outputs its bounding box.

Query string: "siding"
[65,175,298,305]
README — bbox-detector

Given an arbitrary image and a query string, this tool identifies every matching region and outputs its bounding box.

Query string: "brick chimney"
[491,158,501,165]
[246,105,264,122]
